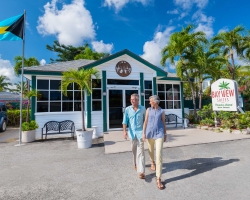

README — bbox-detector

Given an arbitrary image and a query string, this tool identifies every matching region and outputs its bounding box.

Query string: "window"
[157,84,181,109]
[92,79,102,111]
[37,79,82,112]
[144,80,152,108]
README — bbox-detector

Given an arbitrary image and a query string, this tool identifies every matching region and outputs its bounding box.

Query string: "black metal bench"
[165,114,185,129]
[41,120,75,140]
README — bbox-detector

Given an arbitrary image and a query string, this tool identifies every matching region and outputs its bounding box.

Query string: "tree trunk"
[26,99,30,122]
[230,49,235,80]
[199,79,203,110]
[81,90,85,131]
[185,71,197,119]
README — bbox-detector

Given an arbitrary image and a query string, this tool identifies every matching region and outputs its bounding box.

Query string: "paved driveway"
[1,136,250,199]
[0,127,19,143]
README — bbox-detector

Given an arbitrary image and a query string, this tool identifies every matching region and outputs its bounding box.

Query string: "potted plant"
[22,120,39,142]
[61,68,99,148]
[21,89,39,142]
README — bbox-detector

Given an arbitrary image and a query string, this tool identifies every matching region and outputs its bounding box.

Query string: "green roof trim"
[22,71,62,76]
[158,77,181,81]
[81,49,168,77]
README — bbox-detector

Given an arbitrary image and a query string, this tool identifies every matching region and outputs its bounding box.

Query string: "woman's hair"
[149,95,160,104]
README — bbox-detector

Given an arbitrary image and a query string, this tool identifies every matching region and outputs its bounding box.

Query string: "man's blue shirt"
[122,105,146,140]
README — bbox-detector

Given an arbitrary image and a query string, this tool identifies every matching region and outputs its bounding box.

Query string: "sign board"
[211,79,239,111]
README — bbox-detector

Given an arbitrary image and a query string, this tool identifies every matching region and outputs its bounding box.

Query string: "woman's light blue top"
[122,105,146,140]
[145,107,164,139]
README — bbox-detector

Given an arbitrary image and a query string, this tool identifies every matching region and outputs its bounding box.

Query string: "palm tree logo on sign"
[218,81,230,90]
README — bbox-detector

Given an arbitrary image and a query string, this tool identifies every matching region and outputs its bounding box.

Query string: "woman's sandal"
[139,173,145,179]
[150,161,156,171]
[156,178,164,190]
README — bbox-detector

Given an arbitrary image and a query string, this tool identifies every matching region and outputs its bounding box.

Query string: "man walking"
[122,93,146,179]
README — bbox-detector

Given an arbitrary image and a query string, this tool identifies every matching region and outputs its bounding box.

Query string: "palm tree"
[211,25,245,80]
[61,68,99,131]
[24,90,38,122]
[161,24,207,118]
[12,81,28,94]
[14,56,40,76]
[190,45,226,109]
[0,75,12,91]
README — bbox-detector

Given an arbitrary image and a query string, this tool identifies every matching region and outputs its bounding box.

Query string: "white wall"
[91,111,103,137]
[96,55,156,80]
[35,111,84,139]
[34,54,183,136]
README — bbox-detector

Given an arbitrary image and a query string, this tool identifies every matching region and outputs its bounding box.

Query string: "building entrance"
[108,88,138,130]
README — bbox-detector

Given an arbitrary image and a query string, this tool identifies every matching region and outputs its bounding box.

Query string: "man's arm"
[142,108,149,141]
[123,124,128,139]
[122,108,128,139]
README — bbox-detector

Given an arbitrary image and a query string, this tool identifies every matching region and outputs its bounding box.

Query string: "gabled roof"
[23,59,95,75]
[81,49,168,77]
[22,49,179,79]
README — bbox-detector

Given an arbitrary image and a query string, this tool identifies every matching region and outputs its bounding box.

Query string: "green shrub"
[200,118,215,127]
[197,104,214,120]
[22,120,39,131]
[7,109,28,127]
[185,112,196,124]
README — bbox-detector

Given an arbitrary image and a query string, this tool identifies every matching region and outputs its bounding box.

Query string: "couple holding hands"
[122,94,167,190]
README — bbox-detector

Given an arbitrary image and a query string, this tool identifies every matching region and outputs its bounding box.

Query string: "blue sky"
[0,0,250,86]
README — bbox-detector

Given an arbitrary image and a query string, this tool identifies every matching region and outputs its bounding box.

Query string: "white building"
[23,49,185,138]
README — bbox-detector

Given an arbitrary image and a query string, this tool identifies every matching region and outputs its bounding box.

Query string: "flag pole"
[15,10,26,147]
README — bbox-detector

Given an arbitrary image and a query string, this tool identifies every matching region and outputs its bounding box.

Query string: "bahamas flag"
[0,14,24,41]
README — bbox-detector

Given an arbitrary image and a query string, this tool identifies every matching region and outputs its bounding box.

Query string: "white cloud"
[167,9,179,14]
[169,61,177,70]
[218,27,229,34]
[178,12,188,20]
[140,26,175,68]
[37,0,95,46]
[91,40,114,53]
[103,0,152,13]
[0,59,19,88]
[174,0,208,10]
[194,23,213,38]
[40,59,46,66]
[192,11,213,24]
[168,0,209,21]
[233,52,248,66]
[192,11,214,38]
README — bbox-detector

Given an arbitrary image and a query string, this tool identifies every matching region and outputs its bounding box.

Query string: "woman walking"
[143,95,167,190]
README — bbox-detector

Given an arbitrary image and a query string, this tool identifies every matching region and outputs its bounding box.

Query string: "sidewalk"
[103,127,250,154]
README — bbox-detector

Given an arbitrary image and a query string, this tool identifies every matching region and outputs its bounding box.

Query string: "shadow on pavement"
[33,137,104,147]
[145,157,240,186]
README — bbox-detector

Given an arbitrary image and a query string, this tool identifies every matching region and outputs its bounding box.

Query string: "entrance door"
[108,89,138,129]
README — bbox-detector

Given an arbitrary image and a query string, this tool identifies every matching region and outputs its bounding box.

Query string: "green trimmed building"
[23,49,184,138]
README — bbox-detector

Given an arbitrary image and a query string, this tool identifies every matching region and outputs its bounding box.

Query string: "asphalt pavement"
[1,128,250,199]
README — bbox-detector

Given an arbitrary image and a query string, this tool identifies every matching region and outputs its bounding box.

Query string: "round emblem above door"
[115,61,132,77]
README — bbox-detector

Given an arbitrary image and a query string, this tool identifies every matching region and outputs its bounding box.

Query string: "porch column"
[102,71,107,132]
[153,77,157,95]
[31,76,36,120]
[180,82,185,118]
[87,92,91,128]
[140,73,144,106]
